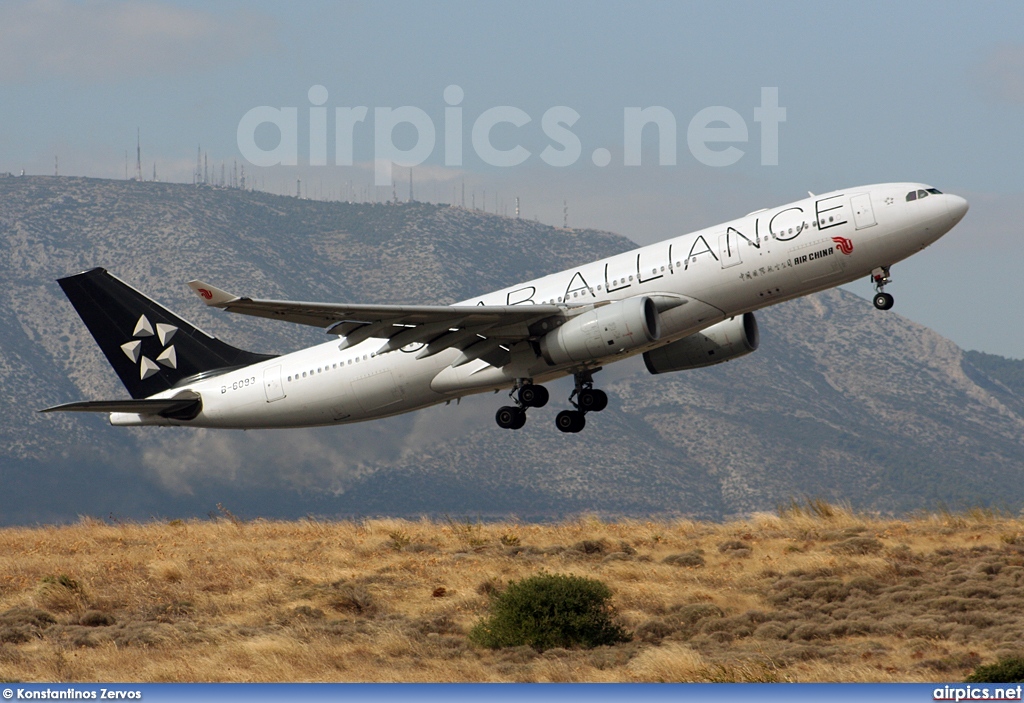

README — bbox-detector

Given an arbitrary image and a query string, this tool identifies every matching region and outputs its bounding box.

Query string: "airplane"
[42,182,968,433]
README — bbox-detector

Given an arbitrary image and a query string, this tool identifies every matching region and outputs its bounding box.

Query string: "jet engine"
[642,312,759,374]
[540,296,661,366]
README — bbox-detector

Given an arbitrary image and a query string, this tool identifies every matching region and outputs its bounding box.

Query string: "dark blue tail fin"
[58,268,275,399]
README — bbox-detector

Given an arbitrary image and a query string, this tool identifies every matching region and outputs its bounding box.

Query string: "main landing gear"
[555,371,608,434]
[871,266,895,311]
[494,380,549,430]
[493,371,609,433]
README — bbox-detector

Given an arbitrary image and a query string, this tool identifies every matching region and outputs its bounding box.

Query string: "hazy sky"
[2,0,1023,356]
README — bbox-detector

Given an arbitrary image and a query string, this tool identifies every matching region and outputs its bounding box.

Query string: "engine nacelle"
[643,312,759,374]
[540,296,661,366]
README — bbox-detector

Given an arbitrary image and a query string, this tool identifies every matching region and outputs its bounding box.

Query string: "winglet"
[187,280,239,307]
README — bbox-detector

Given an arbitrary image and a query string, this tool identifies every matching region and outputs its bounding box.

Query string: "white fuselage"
[116,183,966,429]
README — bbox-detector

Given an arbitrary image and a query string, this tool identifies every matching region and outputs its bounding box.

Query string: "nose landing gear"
[871,267,895,310]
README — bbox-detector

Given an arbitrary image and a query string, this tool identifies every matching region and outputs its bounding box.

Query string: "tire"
[570,411,586,432]
[555,410,585,433]
[873,292,894,310]
[519,384,549,408]
[509,407,527,430]
[578,389,596,411]
[578,389,607,412]
[496,406,523,429]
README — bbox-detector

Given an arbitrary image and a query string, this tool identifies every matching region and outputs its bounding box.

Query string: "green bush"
[965,657,1024,683]
[469,573,629,651]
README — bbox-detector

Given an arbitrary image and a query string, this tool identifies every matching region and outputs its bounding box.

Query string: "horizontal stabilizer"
[40,392,201,420]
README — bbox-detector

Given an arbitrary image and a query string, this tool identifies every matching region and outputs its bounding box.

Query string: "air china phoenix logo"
[120,314,178,380]
[831,236,854,255]
[198,288,213,300]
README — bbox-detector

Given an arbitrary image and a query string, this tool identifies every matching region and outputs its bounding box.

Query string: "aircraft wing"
[188,279,567,365]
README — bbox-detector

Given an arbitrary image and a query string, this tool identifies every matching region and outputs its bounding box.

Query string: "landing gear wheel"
[555,409,586,433]
[578,388,608,412]
[495,406,527,430]
[870,267,894,311]
[518,384,549,408]
[873,292,894,310]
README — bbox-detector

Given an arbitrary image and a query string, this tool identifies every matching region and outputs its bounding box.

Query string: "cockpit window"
[907,188,942,201]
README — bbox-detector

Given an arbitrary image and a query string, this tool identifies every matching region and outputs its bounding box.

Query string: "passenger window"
[906,191,917,201]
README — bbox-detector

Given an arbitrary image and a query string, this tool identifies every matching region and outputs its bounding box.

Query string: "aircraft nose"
[946,194,969,225]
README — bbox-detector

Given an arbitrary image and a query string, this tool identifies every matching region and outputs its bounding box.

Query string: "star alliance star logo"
[120,315,178,380]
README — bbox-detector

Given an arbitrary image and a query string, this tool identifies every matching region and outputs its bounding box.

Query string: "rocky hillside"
[0,176,1021,524]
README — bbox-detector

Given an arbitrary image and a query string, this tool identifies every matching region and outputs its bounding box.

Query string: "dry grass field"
[1,502,1023,682]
